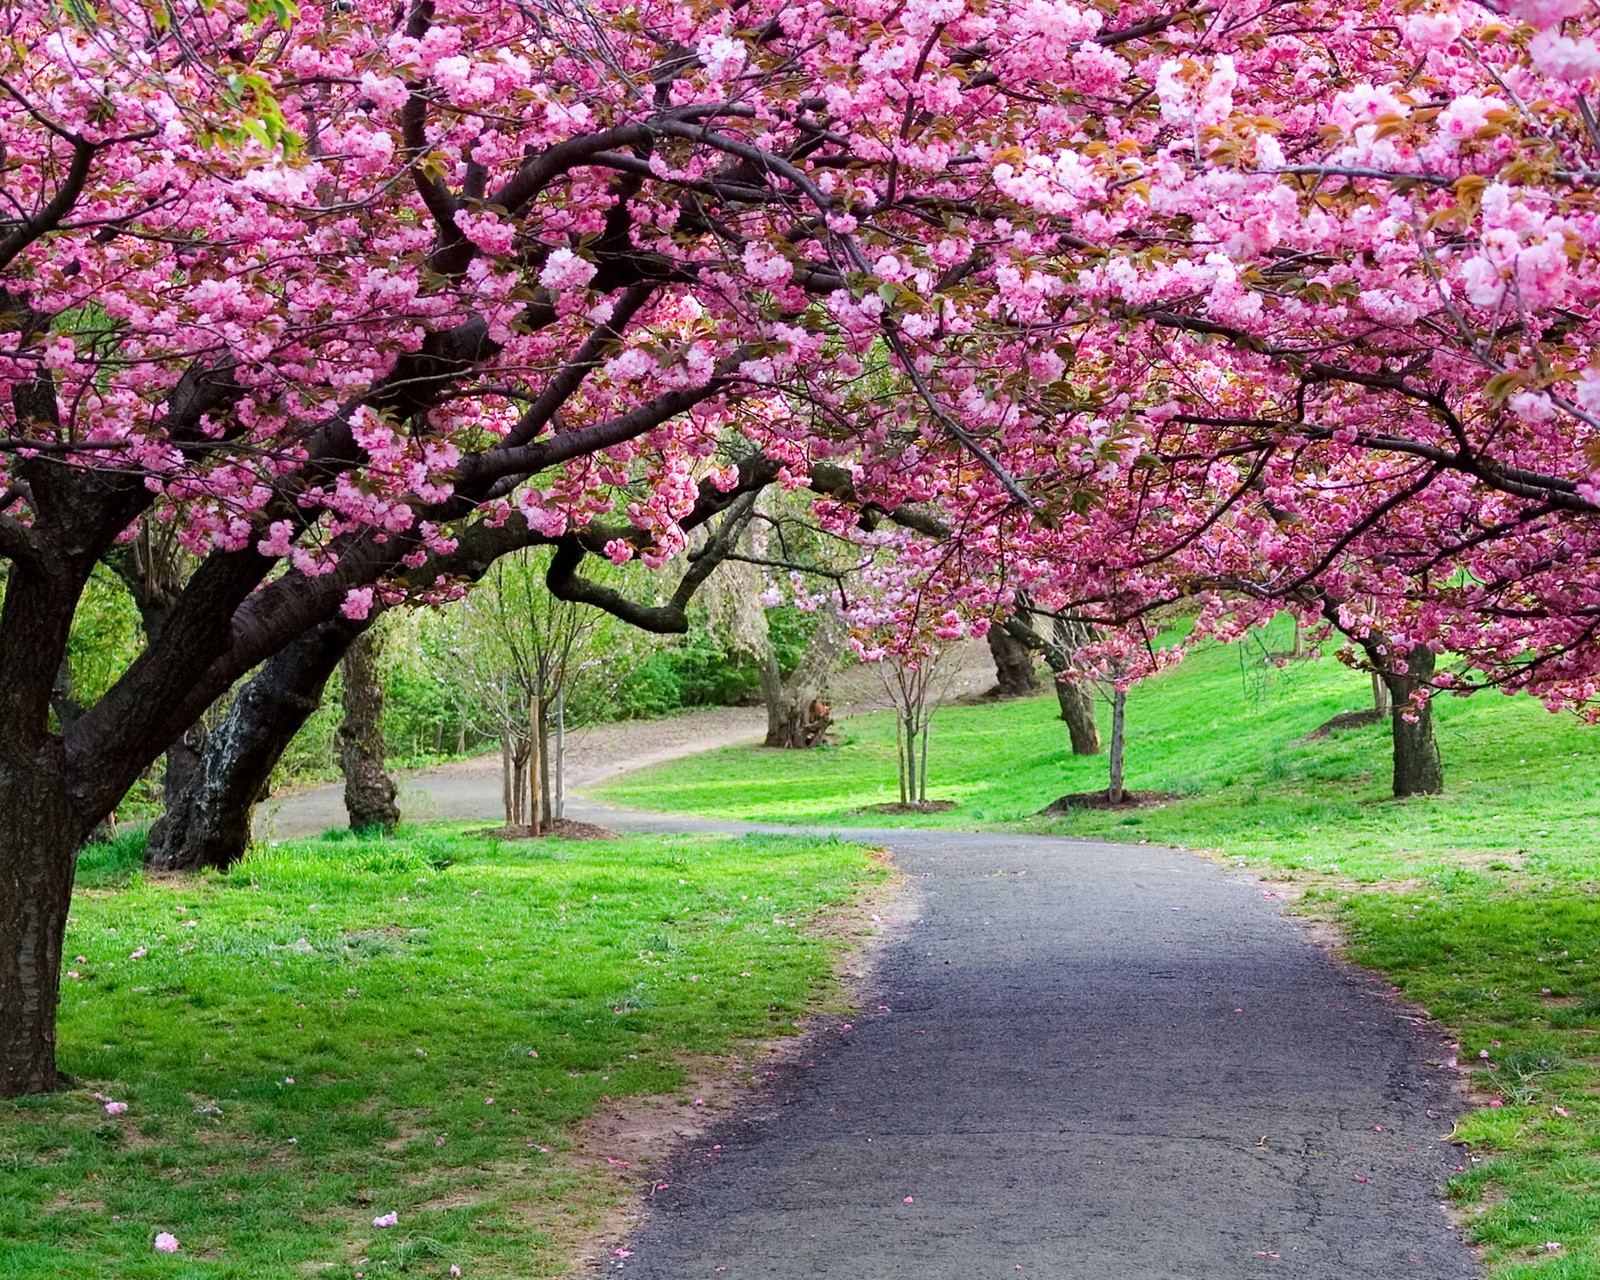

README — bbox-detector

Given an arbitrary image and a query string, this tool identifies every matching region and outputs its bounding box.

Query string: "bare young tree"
[441,549,610,833]
[875,648,956,808]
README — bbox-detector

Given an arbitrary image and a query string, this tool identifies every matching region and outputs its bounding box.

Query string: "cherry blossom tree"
[838,0,1600,796]
[0,0,1165,1094]
[10,0,1600,1105]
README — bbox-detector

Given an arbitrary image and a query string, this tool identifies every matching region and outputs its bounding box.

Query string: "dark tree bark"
[161,724,206,824]
[0,546,100,1094]
[337,628,400,833]
[1320,601,1444,798]
[145,622,359,871]
[985,623,1041,698]
[0,754,80,1095]
[1383,644,1444,798]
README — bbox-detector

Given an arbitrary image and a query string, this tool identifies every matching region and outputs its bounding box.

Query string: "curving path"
[264,740,1479,1279]
[592,811,1478,1280]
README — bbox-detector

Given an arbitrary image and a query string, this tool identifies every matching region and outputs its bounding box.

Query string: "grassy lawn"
[0,827,884,1279]
[595,619,1600,884]
[597,621,1600,1275]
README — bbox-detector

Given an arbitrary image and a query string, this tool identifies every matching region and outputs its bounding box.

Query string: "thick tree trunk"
[985,624,1040,698]
[762,609,843,749]
[1384,645,1443,798]
[1044,617,1101,755]
[162,723,206,822]
[1107,689,1127,805]
[146,623,357,871]
[0,758,79,1095]
[337,629,399,833]
[1056,679,1102,755]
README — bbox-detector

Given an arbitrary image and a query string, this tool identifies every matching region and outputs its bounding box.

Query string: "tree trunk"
[337,629,399,833]
[762,609,844,748]
[1385,645,1443,798]
[1056,679,1102,755]
[895,712,909,805]
[162,722,206,824]
[917,712,930,804]
[145,622,357,871]
[501,733,514,825]
[1107,689,1127,805]
[1035,615,1101,755]
[0,758,79,1095]
[1372,672,1390,716]
[985,624,1040,698]
[552,696,565,822]
[537,697,552,831]
[529,698,544,835]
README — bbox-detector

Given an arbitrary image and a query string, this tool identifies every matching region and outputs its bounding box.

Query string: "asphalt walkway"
[594,814,1478,1280]
[265,776,1479,1278]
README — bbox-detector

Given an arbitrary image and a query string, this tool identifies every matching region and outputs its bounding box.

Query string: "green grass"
[597,619,1600,1274]
[0,826,883,1279]
[595,619,1600,884]
[1339,887,1600,1276]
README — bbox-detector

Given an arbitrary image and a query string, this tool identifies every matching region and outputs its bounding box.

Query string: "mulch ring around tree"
[473,819,621,841]
[852,800,959,815]
[1039,790,1181,814]
[1297,708,1387,741]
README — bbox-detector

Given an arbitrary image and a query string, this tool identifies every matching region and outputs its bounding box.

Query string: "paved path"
[255,705,770,840]
[583,811,1477,1280]
[264,747,1478,1278]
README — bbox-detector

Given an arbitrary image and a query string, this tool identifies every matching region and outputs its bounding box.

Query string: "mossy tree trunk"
[337,629,399,833]
[985,623,1040,698]
[146,622,359,871]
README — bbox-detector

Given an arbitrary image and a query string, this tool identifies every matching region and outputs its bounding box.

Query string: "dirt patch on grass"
[1039,790,1180,813]
[1297,709,1387,741]
[473,818,621,841]
[853,800,957,815]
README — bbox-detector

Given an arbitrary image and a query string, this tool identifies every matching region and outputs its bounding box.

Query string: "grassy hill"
[596,619,1600,884]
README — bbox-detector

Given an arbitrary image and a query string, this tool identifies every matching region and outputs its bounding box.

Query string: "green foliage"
[571,605,815,722]
[64,567,143,712]
[5,828,881,1278]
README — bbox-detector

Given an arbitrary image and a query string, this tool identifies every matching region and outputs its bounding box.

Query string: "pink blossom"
[153,1232,179,1253]
[538,249,598,292]
[340,588,375,621]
